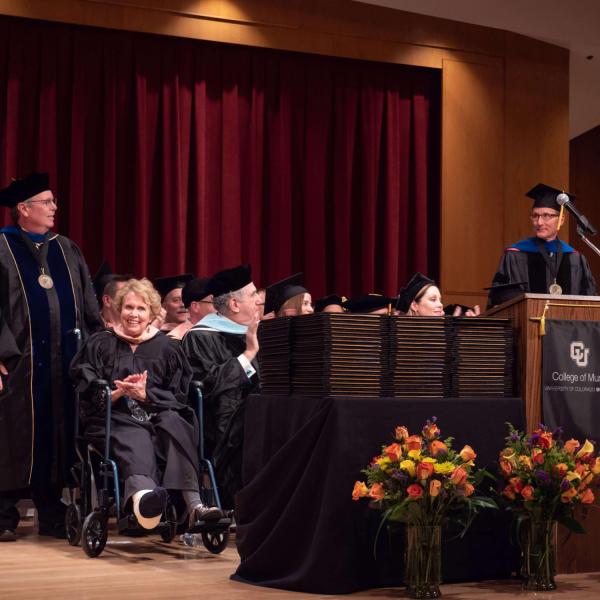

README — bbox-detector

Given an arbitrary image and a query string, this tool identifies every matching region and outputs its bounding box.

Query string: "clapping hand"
[114,370,148,402]
[0,361,7,392]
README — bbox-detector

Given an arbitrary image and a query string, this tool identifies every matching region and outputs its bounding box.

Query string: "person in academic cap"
[93,261,131,329]
[343,293,396,315]
[397,273,480,317]
[181,265,261,509]
[70,278,223,529]
[169,277,215,341]
[152,274,193,332]
[0,172,102,542]
[264,273,314,317]
[314,294,346,313]
[488,183,597,305]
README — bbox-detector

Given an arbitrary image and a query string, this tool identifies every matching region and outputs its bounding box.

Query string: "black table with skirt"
[234,394,525,594]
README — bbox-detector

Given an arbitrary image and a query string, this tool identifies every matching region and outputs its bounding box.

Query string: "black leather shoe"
[0,529,16,542]
[189,503,223,525]
[38,523,67,539]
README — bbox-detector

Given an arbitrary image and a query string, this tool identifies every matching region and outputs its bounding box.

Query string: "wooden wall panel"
[570,125,600,284]
[440,58,504,307]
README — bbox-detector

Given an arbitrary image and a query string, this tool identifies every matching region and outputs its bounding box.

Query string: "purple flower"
[528,433,540,446]
[391,469,407,481]
[535,470,550,484]
[560,478,571,492]
[510,434,520,442]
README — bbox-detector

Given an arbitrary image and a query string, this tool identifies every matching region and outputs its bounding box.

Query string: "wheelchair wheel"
[160,503,178,543]
[65,503,82,546]
[82,511,108,558]
[201,529,230,554]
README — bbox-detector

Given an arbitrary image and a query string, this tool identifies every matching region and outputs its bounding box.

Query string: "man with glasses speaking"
[488,183,597,307]
[0,172,101,542]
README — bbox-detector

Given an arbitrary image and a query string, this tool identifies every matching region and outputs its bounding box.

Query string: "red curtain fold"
[0,16,440,296]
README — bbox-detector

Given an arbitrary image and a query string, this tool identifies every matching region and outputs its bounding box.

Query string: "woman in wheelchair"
[70,277,222,530]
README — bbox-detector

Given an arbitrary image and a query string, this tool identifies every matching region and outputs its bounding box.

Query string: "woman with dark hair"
[70,278,222,530]
[397,273,480,317]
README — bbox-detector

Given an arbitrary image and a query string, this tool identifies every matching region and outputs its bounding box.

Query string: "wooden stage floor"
[2,520,600,599]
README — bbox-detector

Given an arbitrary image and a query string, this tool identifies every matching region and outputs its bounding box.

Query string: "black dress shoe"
[0,529,16,542]
[189,503,223,525]
[38,523,67,539]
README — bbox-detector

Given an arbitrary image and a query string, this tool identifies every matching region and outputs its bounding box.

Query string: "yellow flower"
[566,471,581,483]
[400,460,416,477]
[422,457,437,463]
[434,461,455,475]
[576,439,595,458]
[375,456,391,471]
[408,449,422,460]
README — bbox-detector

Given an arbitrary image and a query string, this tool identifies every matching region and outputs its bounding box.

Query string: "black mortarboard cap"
[396,272,436,313]
[92,261,113,303]
[206,264,252,297]
[526,183,574,211]
[0,172,50,208]
[485,281,527,307]
[264,273,308,315]
[181,277,211,308]
[342,293,395,314]
[314,294,346,313]
[153,273,194,300]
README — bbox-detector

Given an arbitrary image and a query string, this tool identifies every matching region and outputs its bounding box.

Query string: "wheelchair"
[64,370,231,558]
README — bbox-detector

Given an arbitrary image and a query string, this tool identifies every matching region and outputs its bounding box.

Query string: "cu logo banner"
[570,341,590,368]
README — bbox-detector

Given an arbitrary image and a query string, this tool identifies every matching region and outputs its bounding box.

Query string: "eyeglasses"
[26,198,58,207]
[530,213,559,222]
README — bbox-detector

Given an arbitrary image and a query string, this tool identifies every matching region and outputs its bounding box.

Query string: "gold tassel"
[556,203,565,232]
[539,313,546,336]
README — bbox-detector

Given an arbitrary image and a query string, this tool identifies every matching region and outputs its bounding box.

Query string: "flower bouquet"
[498,423,600,591]
[352,418,496,599]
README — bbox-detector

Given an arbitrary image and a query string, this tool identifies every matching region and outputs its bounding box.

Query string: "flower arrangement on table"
[498,423,600,591]
[352,418,496,599]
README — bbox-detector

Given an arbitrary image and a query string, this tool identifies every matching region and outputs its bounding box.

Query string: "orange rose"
[406,435,423,451]
[575,462,587,476]
[352,481,369,501]
[509,477,524,493]
[429,479,442,497]
[450,466,468,486]
[554,463,568,478]
[499,459,513,476]
[384,443,402,462]
[561,487,578,503]
[521,485,535,501]
[463,482,475,497]
[395,426,409,442]
[519,455,533,470]
[423,423,440,440]
[416,461,435,480]
[407,483,424,499]
[531,448,545,465]
[429,440,448,457]
[503,485,516,500]
[369,483,385,501]
[459,445,477,462]
[581,488,595,504]
[564,439,580,454]
[538,431,553,449]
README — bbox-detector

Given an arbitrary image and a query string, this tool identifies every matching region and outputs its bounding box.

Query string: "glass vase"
[404,524,442,599]
[520,519,557,591]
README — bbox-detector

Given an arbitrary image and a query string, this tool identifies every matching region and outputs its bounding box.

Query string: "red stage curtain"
[0,16,440,296]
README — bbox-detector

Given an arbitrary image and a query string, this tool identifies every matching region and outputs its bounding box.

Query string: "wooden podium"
[486,292,600,574]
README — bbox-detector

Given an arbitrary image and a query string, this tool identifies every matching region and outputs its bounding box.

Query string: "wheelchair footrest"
[186,517,231,535]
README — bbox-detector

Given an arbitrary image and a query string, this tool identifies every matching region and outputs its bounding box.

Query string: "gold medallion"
[38,274,54,289]
[548,282,563,295]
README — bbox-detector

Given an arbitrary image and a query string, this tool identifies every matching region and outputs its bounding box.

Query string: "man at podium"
[488,183,597,306]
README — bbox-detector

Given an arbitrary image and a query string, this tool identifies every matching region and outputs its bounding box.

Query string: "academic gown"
[69,330,199,504]
[490,237,597,302]
[182,317,259,509]
[0,227,101,492]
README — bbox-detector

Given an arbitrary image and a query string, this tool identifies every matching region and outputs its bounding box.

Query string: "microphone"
[556,193,597,236]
